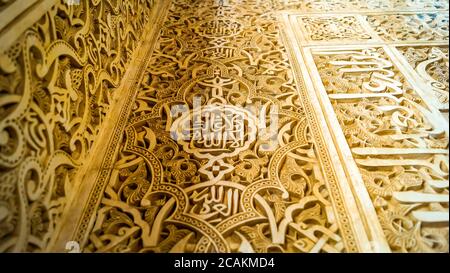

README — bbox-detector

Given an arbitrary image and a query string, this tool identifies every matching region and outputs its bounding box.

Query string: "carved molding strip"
[0,0,40,32]
[0,0,59,53]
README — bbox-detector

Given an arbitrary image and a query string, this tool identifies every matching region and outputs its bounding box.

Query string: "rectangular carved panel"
[366,13,449,42]
[310,46,448,252]
[294,15,375,44]
[70,0,375,253]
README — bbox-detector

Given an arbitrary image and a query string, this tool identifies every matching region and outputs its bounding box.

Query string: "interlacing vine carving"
[272,0,449,12]
[1,0,448,254]
[299,16,371,41]
[312,47,449,253]
[0,0,155,252]
[83,0,358,253]
[366,13,449,42]
[398,46,449,113]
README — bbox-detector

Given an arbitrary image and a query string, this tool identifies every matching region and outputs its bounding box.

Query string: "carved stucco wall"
[0,0,157,252]
[0,0,448,253]
[281,1,449,252]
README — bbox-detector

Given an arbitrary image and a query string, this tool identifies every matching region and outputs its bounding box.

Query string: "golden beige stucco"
[0,0,448,253]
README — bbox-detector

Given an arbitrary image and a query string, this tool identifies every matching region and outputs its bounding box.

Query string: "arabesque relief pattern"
[366,13,449,42]
[397,46,449,114]
[272,0,449,11]
[299,16,372,42]
[283,0,448,253]
[312,47,448,252]
[83,0,360,253]
[0,0,156,252]
[0,0,448,253]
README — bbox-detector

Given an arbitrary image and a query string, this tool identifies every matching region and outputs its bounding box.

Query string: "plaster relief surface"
[284,0,448,253]
[312,47,448,252]
[0,0,448,253]
[82,0,361,254]
[0,0,156,252]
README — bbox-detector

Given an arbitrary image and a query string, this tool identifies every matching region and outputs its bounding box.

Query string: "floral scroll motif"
[3,0,446,254]
[82,0,361,253]
[398,46,449,113]
[313,47,449,253]
[272,0,449,12]
[366,13,449,42]
[0,0,155,252]
[299,16,372,42]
